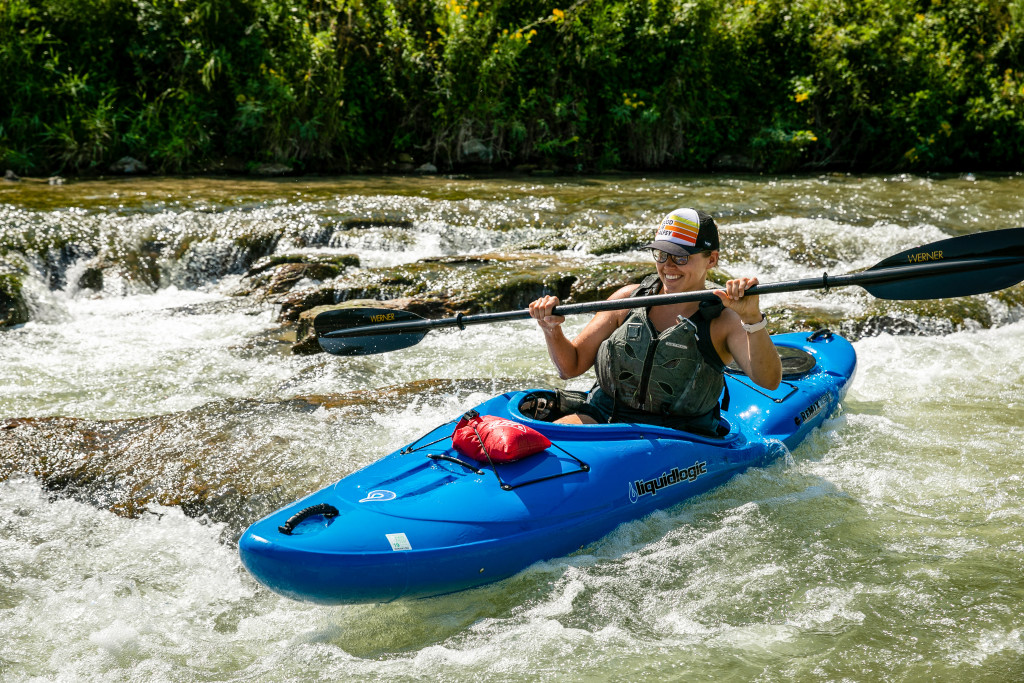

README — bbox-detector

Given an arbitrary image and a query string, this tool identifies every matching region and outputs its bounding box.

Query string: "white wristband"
[741,313,768,333]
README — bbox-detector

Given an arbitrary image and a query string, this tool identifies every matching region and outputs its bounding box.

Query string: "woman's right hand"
[529,295,566,332]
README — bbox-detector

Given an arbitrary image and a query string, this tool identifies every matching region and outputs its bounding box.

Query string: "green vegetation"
[1,0,1021,175]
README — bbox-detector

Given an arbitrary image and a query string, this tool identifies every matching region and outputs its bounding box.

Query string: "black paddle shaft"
[324,253,1024,340]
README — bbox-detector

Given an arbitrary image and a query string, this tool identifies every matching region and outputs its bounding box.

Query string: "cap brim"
[644,240,704,256]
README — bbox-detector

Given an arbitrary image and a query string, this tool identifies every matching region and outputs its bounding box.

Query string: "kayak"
[239,331,856,604]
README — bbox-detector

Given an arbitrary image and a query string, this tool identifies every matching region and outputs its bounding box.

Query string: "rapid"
[2,174,1023,681]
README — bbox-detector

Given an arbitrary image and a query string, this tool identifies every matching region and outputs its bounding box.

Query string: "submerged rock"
[109,156,148,174]
[0,379,518,532]
[277,253,686,353]
[277,253,659,328]
[76,264,104,292]
[769,284,1024,339]
[252,163,293,176]
[235,253,360,297]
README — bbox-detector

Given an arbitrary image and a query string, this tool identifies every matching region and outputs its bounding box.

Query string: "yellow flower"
[552,8,565,20]
[795,92,809,103]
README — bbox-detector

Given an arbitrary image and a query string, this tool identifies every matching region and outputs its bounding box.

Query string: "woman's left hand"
[715,277,763,324]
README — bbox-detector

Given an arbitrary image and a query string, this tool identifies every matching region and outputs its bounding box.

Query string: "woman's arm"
[529,285,637,379]
[713,277,782,390]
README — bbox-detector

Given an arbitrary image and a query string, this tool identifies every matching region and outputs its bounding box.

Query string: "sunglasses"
[651,249,693,266]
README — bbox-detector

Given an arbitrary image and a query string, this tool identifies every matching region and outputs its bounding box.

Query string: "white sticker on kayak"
[386,533,412,551]
[359,489,397,503]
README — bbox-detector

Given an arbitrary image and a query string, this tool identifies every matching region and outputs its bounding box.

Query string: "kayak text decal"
[359,489,397,503]
[628,462,707,503]
[794,396,829,426]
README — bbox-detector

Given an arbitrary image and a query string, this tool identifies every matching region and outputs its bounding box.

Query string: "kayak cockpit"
[507,389,740,444]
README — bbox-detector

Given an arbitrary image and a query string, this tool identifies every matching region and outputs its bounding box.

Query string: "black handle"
[278,503,339,535]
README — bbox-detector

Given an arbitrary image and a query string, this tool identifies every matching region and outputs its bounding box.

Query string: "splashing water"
[2,174,1024,680]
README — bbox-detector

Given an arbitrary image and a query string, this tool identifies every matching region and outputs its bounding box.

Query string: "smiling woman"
[528,207,782,432]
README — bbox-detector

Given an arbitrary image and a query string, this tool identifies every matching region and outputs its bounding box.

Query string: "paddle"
[314,227,1024,355]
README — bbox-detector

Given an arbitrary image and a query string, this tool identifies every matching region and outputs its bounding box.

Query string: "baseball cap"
[644,208,719,255]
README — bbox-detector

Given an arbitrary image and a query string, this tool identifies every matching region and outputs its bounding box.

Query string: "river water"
[2,174,1024,680]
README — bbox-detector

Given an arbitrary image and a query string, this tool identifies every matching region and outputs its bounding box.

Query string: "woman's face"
[655,249,719,292]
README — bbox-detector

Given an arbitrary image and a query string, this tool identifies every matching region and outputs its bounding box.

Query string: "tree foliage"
[1,0,1021,174]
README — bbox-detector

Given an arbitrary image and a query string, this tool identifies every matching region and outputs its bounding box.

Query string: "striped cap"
[644,208,719,255]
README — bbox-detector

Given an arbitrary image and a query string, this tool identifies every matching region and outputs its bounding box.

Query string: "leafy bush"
[1,0,1021,174]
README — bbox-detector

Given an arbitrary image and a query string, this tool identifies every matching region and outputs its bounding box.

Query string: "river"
[2,173,1023,680]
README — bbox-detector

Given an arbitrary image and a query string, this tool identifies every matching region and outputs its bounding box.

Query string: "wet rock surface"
[277,253,656,320]
[0,271,30,327]
[0,378,519,532]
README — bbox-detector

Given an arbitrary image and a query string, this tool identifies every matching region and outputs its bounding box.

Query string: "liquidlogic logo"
[628,461,708,503]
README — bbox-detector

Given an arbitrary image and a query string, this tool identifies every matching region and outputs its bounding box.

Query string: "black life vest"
[595,275,725,417]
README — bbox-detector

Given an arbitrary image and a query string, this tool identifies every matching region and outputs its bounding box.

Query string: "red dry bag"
[452,410,551,464]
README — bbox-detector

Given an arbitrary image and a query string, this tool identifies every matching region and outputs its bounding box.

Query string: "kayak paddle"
[314,227,1024,355]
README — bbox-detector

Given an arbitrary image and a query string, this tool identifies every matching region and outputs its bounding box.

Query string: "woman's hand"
[714,276,782,391]
[529,295,566,332]
[716,277,763,324]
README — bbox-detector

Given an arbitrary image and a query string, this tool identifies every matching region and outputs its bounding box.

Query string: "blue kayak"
[239,331,856,604]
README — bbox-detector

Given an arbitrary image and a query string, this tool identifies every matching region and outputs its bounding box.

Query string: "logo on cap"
[657,208,701,247]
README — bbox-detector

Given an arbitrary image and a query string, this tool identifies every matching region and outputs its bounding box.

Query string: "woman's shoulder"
[609,283,643,300]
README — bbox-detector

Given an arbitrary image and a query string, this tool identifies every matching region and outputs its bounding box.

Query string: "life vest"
[595,275,725,418]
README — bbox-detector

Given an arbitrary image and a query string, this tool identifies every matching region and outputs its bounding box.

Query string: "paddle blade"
[862,227,1024,299]
[313,307,427,355]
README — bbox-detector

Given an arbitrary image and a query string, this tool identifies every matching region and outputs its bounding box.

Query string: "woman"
[528,208,782,435]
